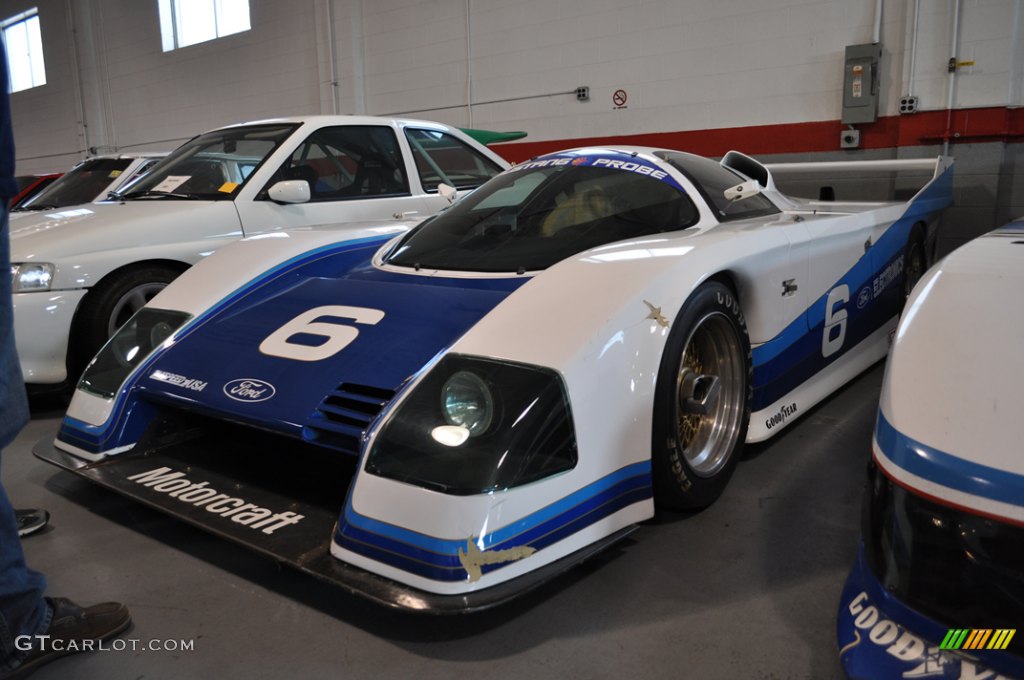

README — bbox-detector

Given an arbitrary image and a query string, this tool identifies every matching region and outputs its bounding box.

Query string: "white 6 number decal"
[821,284,849,358]
[259,306,385,361]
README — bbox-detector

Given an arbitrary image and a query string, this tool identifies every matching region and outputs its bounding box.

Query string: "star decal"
[643,300,669,327]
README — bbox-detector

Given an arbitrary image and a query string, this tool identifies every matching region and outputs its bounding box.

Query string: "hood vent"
[302,382,396,455]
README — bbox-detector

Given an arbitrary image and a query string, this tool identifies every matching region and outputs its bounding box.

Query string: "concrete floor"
[3,364,884,680]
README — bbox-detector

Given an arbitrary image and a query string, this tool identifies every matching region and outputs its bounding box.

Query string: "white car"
[12,153,164,216]
[37,147,953,610]
[11,115,509,386]
[838,221,1024,679]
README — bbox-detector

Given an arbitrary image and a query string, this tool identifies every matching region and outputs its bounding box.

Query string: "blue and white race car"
[838,221,1023,679]
[37,147,953,610]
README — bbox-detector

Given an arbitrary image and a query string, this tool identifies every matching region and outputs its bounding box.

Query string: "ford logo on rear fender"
[223,378,276,403]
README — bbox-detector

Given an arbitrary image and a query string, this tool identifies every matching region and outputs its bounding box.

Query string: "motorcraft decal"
[127,467,304,535]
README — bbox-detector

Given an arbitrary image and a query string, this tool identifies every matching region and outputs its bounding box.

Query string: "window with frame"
[2,8,46,93]
[158,0,251,52]
[405,128,503,192]
[268,126,410,201]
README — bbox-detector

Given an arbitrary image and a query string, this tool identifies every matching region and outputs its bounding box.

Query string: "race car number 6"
[259,305,385,361]
[821,284,849,358]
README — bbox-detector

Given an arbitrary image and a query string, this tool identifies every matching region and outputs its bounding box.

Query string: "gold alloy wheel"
[674,311,745,477]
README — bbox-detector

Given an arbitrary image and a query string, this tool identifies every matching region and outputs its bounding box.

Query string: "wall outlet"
[898,95,919,114]
[840,129,861,149]
[575,86,590,101]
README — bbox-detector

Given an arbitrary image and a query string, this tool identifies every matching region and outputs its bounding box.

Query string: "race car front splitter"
[34,422,633,614]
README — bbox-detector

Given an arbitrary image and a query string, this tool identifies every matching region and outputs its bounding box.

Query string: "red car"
[11,173,62,209]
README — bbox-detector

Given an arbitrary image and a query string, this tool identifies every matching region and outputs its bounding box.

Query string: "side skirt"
[746,316,897,443]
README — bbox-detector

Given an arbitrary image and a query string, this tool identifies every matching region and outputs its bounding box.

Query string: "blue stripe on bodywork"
[875,410,1024,507]
[58,235,399,452]
[141,260,528,442]
[335,461,652,581]
[61,233,530,453]
[750,166,953,411]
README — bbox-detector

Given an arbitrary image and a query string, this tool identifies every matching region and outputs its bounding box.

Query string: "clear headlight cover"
[366,355,577,495]
[78,308,191,398]
[11,263,55,292]
[441,370,494,436]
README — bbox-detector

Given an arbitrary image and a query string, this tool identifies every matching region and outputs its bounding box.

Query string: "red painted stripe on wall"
[492,106,1024,162]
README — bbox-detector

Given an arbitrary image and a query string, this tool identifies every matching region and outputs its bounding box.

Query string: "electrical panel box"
[842,43,882,125]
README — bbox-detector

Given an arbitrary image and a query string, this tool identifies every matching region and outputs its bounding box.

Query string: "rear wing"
[721,150,954,205]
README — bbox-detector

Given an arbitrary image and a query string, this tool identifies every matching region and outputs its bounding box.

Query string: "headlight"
[78,308,191,398]
[10,263,55,292]
[366,355,577,495]
[441,370,494,436]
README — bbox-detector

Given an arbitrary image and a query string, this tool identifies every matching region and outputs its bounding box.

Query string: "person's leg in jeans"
[0,195,51,672]
[0,36,131,680]
[0,472,50,673]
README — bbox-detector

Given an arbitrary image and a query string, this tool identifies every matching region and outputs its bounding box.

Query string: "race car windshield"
[120,124,298,201]
[383,163,699,273]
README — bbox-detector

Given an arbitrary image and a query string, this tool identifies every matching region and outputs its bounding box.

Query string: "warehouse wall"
[3,0,1022,253]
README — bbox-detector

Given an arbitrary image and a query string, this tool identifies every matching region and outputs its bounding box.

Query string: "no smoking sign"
[612,89,628,109]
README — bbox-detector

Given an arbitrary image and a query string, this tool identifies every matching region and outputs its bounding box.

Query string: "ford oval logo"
[856,286,872,310]
[223,378,276,403]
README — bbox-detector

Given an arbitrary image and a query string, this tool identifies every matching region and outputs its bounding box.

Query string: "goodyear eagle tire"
[652,281,752,510]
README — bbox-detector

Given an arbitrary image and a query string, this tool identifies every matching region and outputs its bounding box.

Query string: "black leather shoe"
[0,597,131,680]
[14,509,48,537]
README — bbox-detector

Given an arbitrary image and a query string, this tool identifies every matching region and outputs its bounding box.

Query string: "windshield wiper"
[121,190,205,200]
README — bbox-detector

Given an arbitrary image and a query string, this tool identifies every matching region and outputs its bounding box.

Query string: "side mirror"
[724,179,761,203]
[438,183,458,204]
[268,179,311,204]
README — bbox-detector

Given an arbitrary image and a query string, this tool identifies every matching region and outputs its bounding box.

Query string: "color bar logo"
[940,628,1015,651]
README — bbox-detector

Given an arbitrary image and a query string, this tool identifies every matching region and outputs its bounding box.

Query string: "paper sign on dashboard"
[152,176,191,193]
